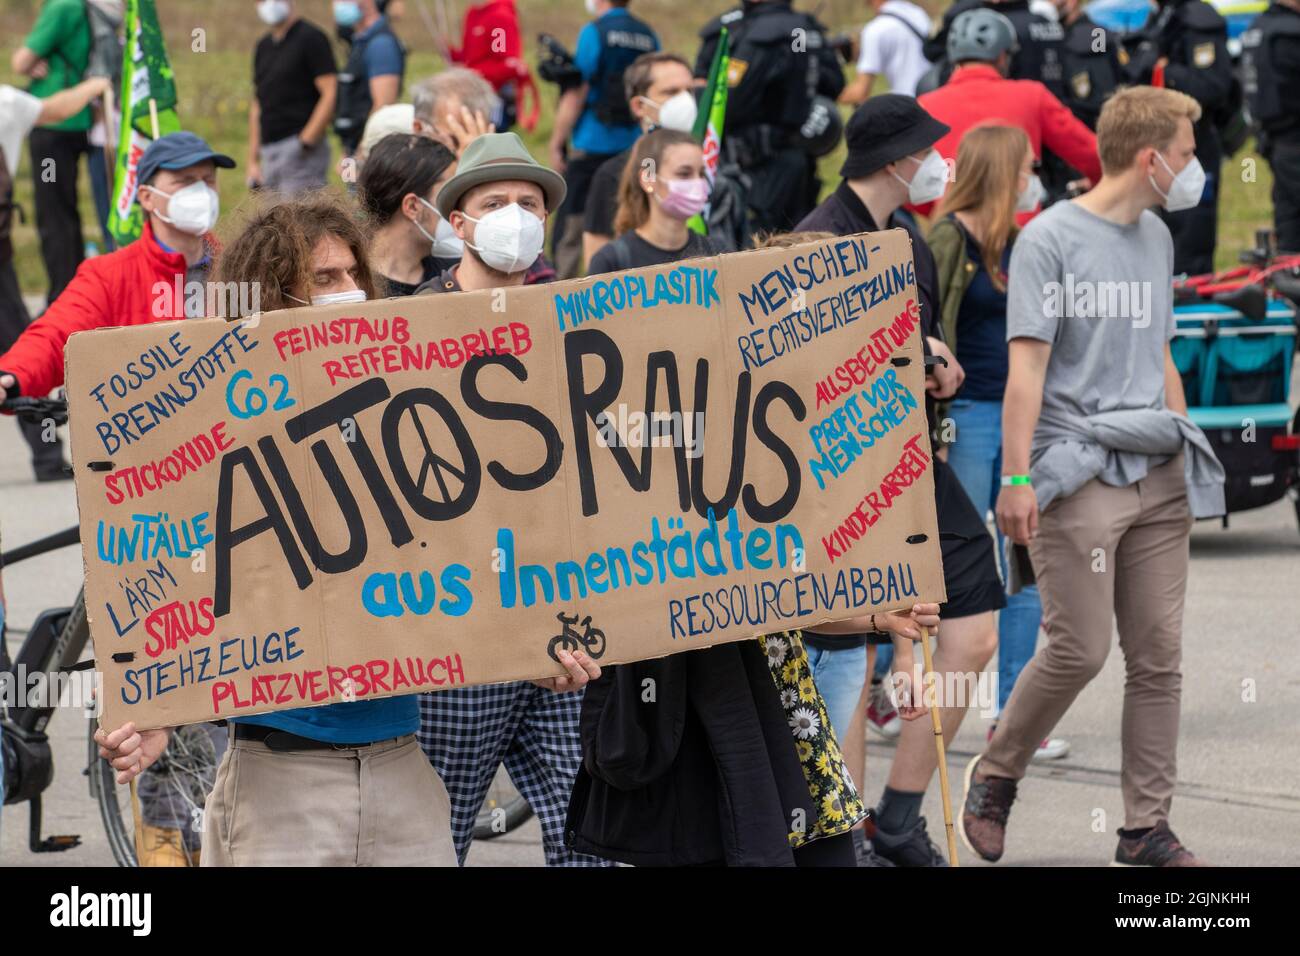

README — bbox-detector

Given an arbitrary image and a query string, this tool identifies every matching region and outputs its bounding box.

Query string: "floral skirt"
[760,631,867,848]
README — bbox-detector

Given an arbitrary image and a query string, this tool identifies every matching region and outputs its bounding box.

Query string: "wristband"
[1001,475,1032,487]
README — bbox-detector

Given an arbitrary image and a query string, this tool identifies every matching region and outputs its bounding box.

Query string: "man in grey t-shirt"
[958,86,1211,867]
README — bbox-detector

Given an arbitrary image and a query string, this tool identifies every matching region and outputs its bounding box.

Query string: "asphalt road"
[2,409,1298,868]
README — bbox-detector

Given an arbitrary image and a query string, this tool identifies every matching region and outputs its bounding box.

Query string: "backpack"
[704,163,751,251]
[876,9,930,45]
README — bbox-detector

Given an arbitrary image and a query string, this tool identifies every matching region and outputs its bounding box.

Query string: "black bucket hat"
[840,95,950,180]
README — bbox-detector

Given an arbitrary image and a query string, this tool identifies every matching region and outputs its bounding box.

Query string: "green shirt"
[23,0,92,132]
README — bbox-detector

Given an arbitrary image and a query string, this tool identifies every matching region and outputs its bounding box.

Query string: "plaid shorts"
[418,682,613,867]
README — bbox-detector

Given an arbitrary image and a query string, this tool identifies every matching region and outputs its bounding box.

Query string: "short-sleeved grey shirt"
[1006,200,1176,488]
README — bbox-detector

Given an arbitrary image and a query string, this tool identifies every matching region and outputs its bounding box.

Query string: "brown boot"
[959,754,1018,863]
[1113,821,1208,867]
[135,823,198,867]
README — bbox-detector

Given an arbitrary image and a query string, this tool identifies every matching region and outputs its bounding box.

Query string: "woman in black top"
[571,133,943,866]
[587,128,727,275]
[357,133,462,297]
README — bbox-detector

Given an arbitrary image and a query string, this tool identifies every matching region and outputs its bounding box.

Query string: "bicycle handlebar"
[0,525,81,568]
[0,396,69,426]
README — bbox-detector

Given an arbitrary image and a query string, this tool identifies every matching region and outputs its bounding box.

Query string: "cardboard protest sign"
[67,229,946,730]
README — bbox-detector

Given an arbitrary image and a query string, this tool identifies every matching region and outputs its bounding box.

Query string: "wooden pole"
[148,98,160,140]
[919,625,960,866]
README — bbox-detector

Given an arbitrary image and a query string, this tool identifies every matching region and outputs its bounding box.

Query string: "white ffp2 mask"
[462,204,545,275]
[893,150,949,205]
[645,91,698,133]
[1151,152,1206,213]
[1015,172,1046,213]
[144,181,219,236]
[416,197,466,259]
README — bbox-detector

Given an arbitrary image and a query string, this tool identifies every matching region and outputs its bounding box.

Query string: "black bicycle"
[1,395,221,866]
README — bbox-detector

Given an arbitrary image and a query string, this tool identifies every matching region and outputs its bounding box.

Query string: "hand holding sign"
[530,648,601,694]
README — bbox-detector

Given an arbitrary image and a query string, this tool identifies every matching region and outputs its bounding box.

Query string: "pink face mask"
[656,177,710,220]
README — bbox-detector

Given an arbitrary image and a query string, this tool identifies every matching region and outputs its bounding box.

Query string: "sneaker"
[867,681,902,739]
[959,754,1018,862]
[986,725,1070,762]
[870,815,948,866]
[1031,737,1070,761]
[851,826,896,867]
[1112,821,1208,867]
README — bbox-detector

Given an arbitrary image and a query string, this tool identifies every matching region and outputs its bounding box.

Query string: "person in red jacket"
[0,131,234,406]
[445,0,539,131]
[916,8,1101,218]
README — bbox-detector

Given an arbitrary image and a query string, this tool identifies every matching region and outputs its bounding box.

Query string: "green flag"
[688,28,730,237]
[108,0,182,247]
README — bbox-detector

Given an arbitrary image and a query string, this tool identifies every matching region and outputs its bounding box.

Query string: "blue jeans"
[946,398,1042,713]
[805,643,867,743]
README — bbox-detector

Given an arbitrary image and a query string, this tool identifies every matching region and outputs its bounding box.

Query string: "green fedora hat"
[435,132,567,219]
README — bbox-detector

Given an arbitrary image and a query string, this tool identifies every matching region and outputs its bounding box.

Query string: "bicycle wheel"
[472,765,534,840]
[87,716,137,867]
[89,720,225,867]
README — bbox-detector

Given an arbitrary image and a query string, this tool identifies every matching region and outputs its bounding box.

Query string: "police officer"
[1123,0,1233,274]
[1051,0,1125,130]
[1241,0,1300,252]
[548,1,660,278]
[1030,0,1127,200]
[923,0,1067,98]
[697,0,845,237]
[333,0,407,157]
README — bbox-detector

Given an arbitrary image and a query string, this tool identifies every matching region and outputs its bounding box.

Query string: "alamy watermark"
[885,665,999,718]
[1042,273,1154,329]
[151,279,261,319]
[0,666,101,716]
[595,404,707,459]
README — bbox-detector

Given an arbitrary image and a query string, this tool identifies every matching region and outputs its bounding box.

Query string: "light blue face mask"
[333,1,363,27]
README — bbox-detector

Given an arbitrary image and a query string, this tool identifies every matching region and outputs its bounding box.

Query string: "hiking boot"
[1112,821,1208,867]
[135,823,199,867]
[870,815,949,867]
[959,754,1018,863]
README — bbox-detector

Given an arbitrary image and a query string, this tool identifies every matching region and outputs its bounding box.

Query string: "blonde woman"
[928,124,1066,762]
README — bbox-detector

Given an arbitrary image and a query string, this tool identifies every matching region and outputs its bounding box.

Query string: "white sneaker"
[1031,737,1070,762]
[987,724,1070,762]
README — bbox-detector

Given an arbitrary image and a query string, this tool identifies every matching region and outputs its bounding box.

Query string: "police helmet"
[947,8,1020,64]
[799,95,845,158]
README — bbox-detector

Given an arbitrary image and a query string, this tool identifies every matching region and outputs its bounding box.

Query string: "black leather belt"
[230,722,389,752]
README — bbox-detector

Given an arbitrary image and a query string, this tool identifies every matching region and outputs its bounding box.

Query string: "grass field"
[0,0,1276,298]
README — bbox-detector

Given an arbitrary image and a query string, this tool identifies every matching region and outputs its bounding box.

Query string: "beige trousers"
[201,733,457,866]
[983,454,1194,828]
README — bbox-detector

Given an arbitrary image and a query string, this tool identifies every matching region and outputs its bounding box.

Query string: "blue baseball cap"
[136,132,235,190]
